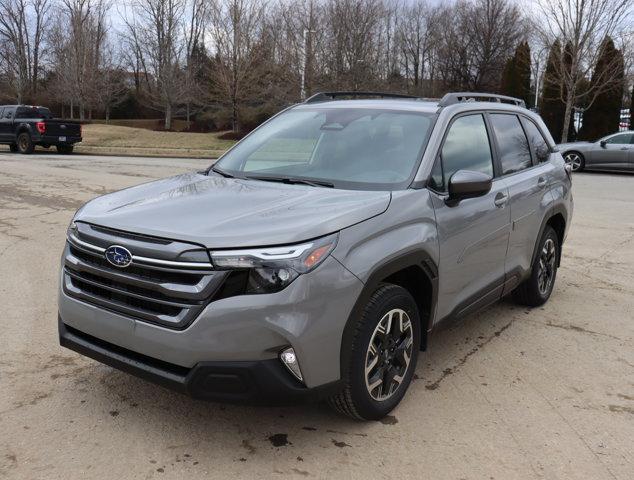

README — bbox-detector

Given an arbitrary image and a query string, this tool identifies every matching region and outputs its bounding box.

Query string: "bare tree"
[0,0,51,102]
[123,0,187,129]
[49,0,110,119]
[536,0,633,142]
[397,0,434,94]
[206,0,267,132]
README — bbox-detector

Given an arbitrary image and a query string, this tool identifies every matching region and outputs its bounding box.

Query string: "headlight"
[210,233,338,294]
[67,219,79,238]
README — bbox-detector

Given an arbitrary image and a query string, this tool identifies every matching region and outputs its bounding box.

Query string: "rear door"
[488,113,555,289]
[429,112,511,322]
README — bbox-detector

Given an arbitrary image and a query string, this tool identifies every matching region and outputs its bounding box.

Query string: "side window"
[0,108,4,118]
[522,118,550,163]
[605,133,633,145]
[434,114,494,191]
[489,113,532,175]
[5,109,13,119]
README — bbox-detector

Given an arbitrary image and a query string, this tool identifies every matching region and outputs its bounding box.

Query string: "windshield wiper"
[210,165,235,178]
[245,175,334,188]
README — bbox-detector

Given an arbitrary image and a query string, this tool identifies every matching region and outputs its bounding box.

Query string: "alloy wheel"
[564,153,582,171]
[537,238,556,295]
[364,308,414,401]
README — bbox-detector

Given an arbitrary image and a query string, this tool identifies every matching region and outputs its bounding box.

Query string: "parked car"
[58,91,573,420]
[559,131,634,172]
[0,105,82,154]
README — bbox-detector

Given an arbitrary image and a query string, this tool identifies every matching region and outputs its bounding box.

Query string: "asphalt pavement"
[1,153,633,479]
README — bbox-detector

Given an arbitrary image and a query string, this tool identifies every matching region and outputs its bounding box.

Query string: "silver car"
[559,131,634,172]
[58,92,573,420]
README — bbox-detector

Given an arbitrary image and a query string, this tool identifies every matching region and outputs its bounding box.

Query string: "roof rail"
[304,91,419,104]
[438,92,526,108]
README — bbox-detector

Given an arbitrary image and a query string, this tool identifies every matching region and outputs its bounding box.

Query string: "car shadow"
[51,296,529,462]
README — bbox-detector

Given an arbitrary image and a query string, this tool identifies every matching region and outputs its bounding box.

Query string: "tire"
[514,225,559,307]
[563,151,584,172]
[56,144,74,154]
[16,132,34,154]
[328,284,420,420]
[9,143,18,153]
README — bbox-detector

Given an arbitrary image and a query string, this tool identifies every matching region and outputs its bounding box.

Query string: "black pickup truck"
[0,105,82,154]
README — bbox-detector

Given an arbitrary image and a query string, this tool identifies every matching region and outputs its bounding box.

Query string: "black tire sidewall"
[531,226,559,303]
[17,133,33,154]
[348,285,421,420]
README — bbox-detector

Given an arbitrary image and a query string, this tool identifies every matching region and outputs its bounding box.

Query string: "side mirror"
[600,140,607,148]
[447,170,492,204]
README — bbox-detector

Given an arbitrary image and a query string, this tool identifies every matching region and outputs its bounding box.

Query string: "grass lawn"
[75,124,236,158]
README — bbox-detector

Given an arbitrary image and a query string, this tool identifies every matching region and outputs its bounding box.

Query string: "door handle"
[620,147,629,151]
[537,177,547,188]
[494,192,508,207]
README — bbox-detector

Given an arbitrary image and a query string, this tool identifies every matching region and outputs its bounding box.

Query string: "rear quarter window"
[489,113,532,175]
[521,118,550,163]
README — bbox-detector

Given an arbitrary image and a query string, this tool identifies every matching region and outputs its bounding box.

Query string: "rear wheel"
[328,284,420,420]
[563,151,584,172]
[56,144,74,154]
[17,132,34,154]
[514,226,559,307]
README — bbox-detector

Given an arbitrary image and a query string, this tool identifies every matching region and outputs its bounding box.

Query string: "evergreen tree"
[579,37,624,140]
[539,40,567,143]
[501,41,531,106]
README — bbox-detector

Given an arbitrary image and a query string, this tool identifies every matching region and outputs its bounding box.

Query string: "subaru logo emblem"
[105,245,132,268]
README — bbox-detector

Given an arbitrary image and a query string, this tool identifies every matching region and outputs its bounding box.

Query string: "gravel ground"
[1,152,633,480]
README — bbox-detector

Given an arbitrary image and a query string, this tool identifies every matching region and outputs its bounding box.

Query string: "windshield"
[213,107,436,190]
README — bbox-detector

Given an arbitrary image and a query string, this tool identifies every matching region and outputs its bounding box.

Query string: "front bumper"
[59,254,363,390]
[59,318,341,404]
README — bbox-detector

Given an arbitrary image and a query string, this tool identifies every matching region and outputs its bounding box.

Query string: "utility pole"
[300,28,313,101]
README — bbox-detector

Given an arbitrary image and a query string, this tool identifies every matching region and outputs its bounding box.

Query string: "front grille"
[63,227,228,329]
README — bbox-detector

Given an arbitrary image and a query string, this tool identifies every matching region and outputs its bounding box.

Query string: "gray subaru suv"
[59,92,573,420]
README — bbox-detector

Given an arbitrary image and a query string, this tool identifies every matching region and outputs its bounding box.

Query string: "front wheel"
[328,284,420,420]
[563,151,584,172]
[514,226,559,307]
[17,132,34,154]
[56,144,74,154]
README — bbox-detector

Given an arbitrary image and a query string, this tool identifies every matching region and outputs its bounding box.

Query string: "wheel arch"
[16,124,32,136]
[532,207,567,268]
[339,250,438,379]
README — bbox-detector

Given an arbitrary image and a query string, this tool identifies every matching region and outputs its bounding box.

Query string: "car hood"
[76,172,391,248]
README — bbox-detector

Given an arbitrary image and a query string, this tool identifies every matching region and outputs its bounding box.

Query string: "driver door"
[591,133,633,170]
[429,113,511,323]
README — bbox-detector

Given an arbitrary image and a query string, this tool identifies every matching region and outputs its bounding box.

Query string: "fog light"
[280,347,303,382]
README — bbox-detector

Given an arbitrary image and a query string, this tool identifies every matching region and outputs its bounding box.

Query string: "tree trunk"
[165,103,172,130]
[561,87,574,143]
[105,106,110,123]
